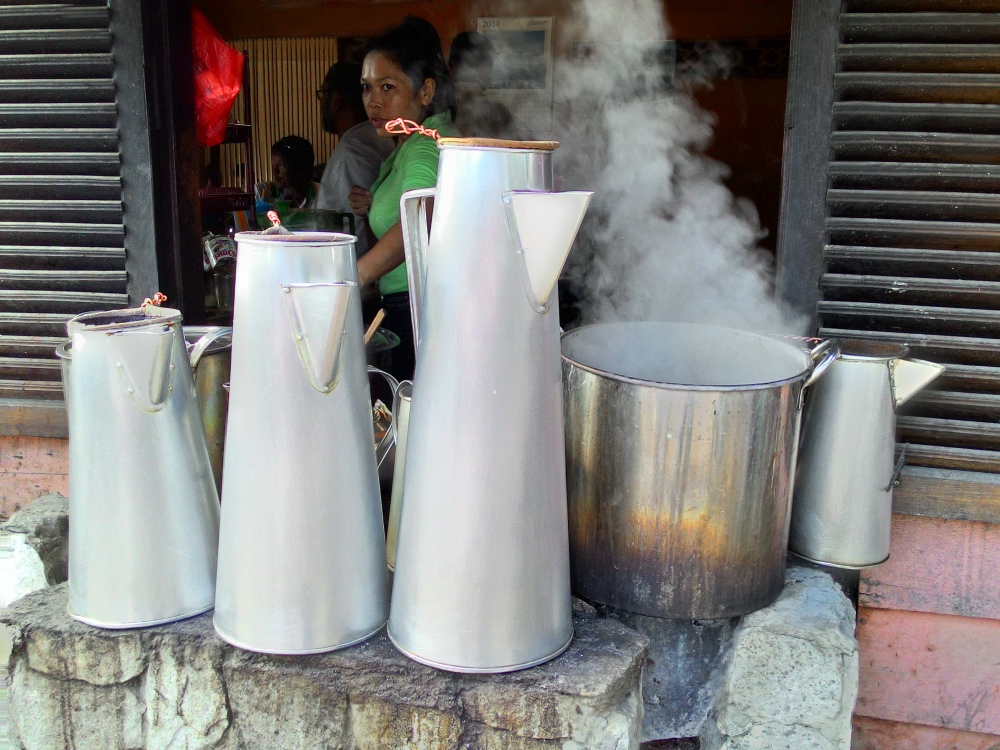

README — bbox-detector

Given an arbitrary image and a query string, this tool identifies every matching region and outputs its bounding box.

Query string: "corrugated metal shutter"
[818,0,1000,472]
[0,0,128,405]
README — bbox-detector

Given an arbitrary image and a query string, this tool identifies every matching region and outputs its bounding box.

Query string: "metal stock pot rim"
[67,306,182,332]
[561,354,809,391]
[560,322,812,392]
[183,326,233,356]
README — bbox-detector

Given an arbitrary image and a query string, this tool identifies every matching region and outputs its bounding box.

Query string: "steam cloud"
[510,0,804,335]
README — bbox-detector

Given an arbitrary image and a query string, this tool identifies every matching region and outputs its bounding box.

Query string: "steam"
[535,0,805,335]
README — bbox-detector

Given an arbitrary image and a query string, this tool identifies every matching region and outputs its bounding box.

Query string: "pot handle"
[368,365,399,470]
[803,339,840,389]
[187,326,233,369]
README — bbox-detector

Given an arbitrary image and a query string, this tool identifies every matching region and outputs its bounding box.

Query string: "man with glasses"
[315,62,394,257]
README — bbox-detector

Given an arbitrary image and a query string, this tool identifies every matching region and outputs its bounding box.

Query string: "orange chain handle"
[385,118,440,141]
[141,292,167,309]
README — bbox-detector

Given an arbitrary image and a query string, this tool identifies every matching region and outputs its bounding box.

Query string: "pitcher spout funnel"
[281,281,355,393]
[105,323,176,412]
[892,358,945,407]
[503,190,593,313]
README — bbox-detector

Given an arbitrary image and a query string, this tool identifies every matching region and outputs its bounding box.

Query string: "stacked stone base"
[3,496,860,749]
[701,567,859,750]
[3,585,648,749]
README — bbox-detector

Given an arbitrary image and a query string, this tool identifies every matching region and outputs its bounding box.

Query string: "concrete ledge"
[3,585,649,749]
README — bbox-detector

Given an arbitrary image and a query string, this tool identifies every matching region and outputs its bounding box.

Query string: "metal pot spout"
[503,190,593,313]
[892,358,945,407]
[281,281,355,393]
[105,325,176,412]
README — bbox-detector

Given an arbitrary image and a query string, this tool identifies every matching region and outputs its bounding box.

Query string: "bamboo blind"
[220,37,339,190]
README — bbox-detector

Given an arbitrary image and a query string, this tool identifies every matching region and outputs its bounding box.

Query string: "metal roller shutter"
[0,0,128,419]
[792,0,1000,473]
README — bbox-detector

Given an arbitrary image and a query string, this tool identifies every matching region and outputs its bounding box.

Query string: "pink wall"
[853,716,1000,750]
[0,436,68,520]
[861,515,1000,621]
[856,606,1000,735]
[855,512,1000,747]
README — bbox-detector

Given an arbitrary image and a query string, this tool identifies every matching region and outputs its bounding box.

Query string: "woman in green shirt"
[349,16,459,380]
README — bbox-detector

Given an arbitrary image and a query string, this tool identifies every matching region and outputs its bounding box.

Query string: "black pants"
[380,291,415,382]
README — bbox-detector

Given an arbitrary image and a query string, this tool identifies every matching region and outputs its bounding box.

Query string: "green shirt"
[368,111,460,295]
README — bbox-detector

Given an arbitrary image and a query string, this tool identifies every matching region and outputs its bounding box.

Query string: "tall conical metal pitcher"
[790,339,944,568]
[214,232,389,654]
[390,139,592,673]
[64,307,220,628]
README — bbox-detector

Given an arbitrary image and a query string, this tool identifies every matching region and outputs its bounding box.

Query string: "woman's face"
[271,153,290,189]
[361,51,436,139]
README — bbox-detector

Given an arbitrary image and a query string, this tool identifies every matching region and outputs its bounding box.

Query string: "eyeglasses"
[316,88,331,100]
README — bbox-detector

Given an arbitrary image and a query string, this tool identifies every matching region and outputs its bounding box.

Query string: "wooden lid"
[437,137,559,151]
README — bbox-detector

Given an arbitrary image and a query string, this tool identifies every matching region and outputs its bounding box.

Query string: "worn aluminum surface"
[64,306,220,628]
[183,326,232,495]
[791,340,942,568]
[391,143,578,672]
[215,232,388,654]
[58,327,233,495]
[562,322,837,620]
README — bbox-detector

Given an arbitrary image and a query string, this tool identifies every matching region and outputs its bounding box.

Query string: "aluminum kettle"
[790,339,944,568]
[390,138,592,673]
[214,232,389,654]
[63,307,220,628]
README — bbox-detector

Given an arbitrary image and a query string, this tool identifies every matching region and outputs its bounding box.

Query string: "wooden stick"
[364,309,386,345]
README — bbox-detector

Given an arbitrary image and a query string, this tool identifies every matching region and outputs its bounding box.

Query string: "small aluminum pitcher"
[63,307,220,628]
[790,339,944,568]
[214,232,389,654]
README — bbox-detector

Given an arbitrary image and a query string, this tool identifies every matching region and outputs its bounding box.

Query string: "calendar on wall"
[476,16,554,131]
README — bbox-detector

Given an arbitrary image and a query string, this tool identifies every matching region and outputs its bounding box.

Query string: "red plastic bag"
[192,8,244,147]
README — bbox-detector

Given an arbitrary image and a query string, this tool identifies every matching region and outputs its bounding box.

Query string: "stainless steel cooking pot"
[562,322,838,619]
[183,327,232,494]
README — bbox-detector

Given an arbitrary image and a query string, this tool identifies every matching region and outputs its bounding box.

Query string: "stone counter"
[3,585,648,749]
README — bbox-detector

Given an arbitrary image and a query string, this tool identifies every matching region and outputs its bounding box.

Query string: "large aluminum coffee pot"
[64,307,220,628]
[214,232,389,654]
[790,340,944,568]
[391,139,592,673]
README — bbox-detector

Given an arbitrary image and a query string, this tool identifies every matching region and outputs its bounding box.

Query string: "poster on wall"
[476,16,554,131]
